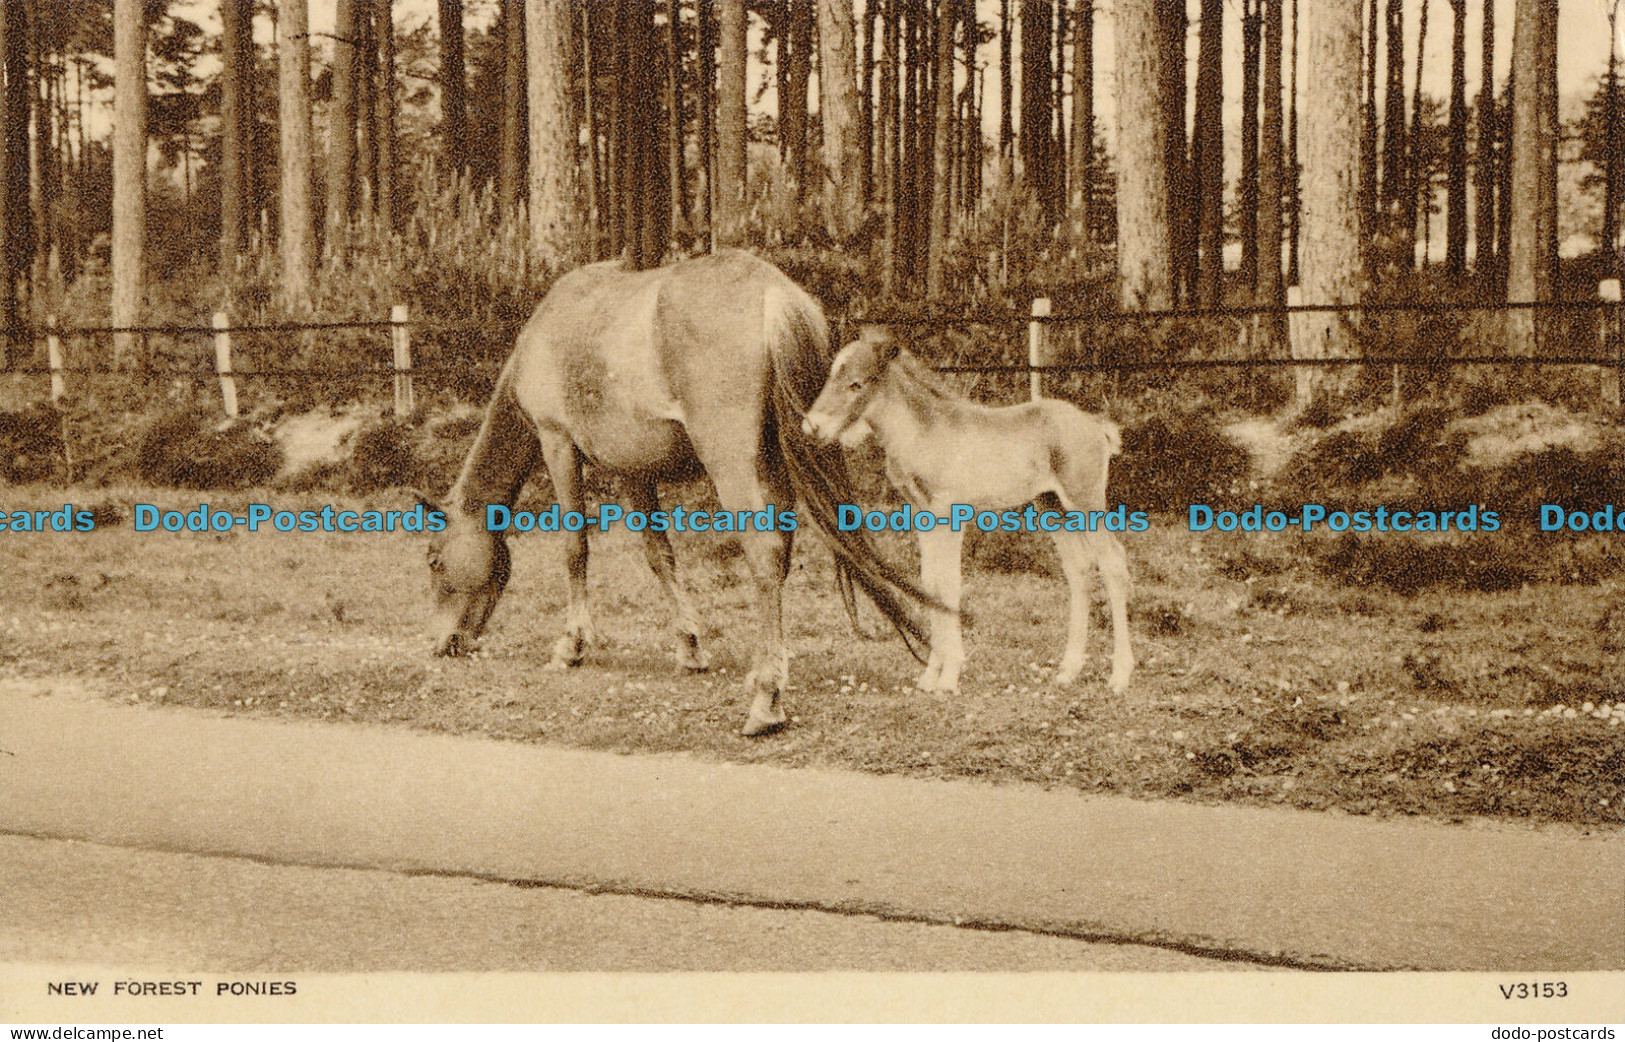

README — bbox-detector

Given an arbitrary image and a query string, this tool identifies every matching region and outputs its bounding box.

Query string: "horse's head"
[802,326,899,449]
[420,492,511,656]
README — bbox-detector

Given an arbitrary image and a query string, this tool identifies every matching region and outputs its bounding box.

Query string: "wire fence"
[2,295,1622,414]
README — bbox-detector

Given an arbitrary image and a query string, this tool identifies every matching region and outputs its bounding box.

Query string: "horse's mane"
[892,349,962,402]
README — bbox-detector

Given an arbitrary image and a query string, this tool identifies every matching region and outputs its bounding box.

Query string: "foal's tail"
[762,282,933,661]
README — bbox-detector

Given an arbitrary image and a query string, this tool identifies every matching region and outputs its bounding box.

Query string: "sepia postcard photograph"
[1,0,1622,1029]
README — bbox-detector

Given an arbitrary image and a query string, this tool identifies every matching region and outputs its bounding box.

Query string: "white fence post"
[1028,297,1051,400]
[46,316,64,405]
[391,304,414,416]
[212,312,238,419]
[1601,279,1621,408]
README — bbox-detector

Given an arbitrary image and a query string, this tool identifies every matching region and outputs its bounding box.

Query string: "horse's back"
[506,251,821,472]
[1032,398,1121,460]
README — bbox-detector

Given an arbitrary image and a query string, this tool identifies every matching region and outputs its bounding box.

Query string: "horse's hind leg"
[538,432,597,669]
[1050,529,1095,686]
[704,461,792,737]
[627,479,708,672]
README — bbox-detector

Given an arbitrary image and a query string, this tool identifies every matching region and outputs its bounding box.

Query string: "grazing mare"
[422,251,930,736]
[801,328,1134,696]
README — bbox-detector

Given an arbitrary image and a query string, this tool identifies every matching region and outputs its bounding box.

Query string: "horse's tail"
[1101,418,1123,458]
[761,281,933,661]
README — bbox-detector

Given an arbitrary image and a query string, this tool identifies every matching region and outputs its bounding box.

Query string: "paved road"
[2,679,1622,972]
[0,833,1222,971]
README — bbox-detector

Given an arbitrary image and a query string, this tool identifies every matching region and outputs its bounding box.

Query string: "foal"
[801,331,1134,695]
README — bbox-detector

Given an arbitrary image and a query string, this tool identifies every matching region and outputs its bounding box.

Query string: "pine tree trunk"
[1506,0,1550,355]
[0,0,12,363]
[499,0,526,213]
[669,0,688,233]
[438,0,467,179]
[1159,0,1191,304]
[4,0,27,298]
[1445,0,1466,276]
[327,0,359,249]
[376,0,396,229]
[1114,0,1171,309]
[220,0,249,269]
[526,0,580,262]
[1067,0,1092,246]
[1193,0,1222,306]
[1536,2,1556,281]
[1605,10,1619,278]
[1496,83,1511,285]
[881,0,898,292]
[785,0,811,201]
[356,1,377,203]
[1474,0,1494,273]
[697,0,715,247]
[716,0,747,245]
[1360,0,1377,254]
[1402,0,1428,265]
[1240,0,1262,296]
[1288,0,1300,284]
[1380,0,1405,239]
[999,0,1012,184]
[277,0,314,302]
[27,4,45,280]
[1293,0,1362,403]
[861,0,874,204]
[112,0,145,361]
[926,0,954,295]
[816,0,861,239]
[1258,0,1285,318]
[1020,0,1056,222]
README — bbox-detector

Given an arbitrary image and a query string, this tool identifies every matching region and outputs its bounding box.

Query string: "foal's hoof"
[741,705,787,737]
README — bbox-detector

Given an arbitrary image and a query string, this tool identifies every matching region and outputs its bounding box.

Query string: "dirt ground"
[1,483,1621,827]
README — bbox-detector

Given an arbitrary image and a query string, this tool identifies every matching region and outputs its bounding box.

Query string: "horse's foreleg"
[1085,529,1134,693]
[627,479,708,673]
[915,525,965,693]
[539,434,596,669]
[707,466,792,737]
[1051,530,1096,686]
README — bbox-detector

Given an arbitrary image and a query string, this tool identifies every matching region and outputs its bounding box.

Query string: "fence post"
[1601,279,1621,408]
[212,312,239,418]
[1028,297,1051,400]
[46,316,64,405]
[391,304,414,416]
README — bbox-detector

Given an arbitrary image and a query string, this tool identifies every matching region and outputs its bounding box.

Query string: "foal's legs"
[1049,530,1095,686]
[1086,529,1134,693]
[626,478,709,672]
[914,525,966,693]
[538,432,597,668]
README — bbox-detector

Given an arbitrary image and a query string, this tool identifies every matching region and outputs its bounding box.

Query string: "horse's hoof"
[1052,668,1081,687]
[547,634,587,669]
[1107,668,1133,694]
[677,641,710,674]
[741,706,787,737]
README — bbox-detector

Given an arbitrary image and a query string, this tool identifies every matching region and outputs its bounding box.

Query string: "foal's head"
[802,328,900,448]
[421,495,511,657]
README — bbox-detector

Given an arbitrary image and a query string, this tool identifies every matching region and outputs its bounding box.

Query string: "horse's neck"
[450,377,540,517]
[869,364,946,457]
